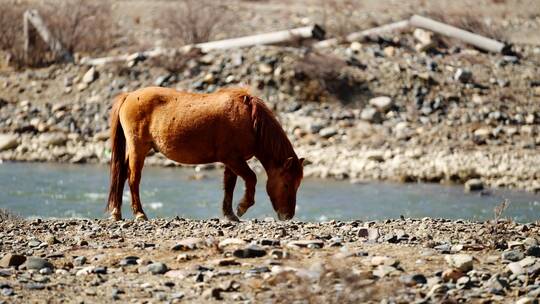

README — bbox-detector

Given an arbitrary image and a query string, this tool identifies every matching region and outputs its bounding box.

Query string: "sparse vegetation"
[319,0,367,39]
[155,0,234,46]
[0,208,21,222]
[0,0,115,68]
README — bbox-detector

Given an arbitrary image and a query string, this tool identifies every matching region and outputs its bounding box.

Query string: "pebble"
[287,240,324,249]
[171,238,204,251]
[233,245,267,258]
[501,250,525,262]
[147,262,168,275]
[445,254,473,272]
[24,257,53,270]
[0,254,26,268]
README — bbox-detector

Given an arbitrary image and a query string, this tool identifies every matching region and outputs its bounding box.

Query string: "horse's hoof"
[224,213,240,222]
[111,214,122,221]
[135,213,148,221]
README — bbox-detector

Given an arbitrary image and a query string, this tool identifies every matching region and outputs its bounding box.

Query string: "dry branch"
[409,15,508,53]
[23,10,73,62]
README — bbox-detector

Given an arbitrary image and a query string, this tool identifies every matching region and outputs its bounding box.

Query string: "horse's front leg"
[222,166,239,221]
[225,160,256,218]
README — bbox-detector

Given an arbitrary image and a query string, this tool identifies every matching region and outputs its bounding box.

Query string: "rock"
[442,268,464,282]
[171,238,204,251]
[369,96,393,112]
[360,107,382,123]
[203,287,223,300]
[445,254,473,272]
[526,246,540,257]
[258,63,273,74]
[260,239,280,246]
[454,68,473,83]
[233,245,266,258]
[456,276,471,289]
[371,256,398,267]
[319,127,338,138]
[147,262,168,275]
[464,179,484,192]
[516,297,536,304]
[0,134,18,151]
[25,257,53,270]
[82,67,98,84]
[413,28,435,51]
[502,250,525,262]
[38,132,68,147]
[0,254,26,268]
[218,238,246,248]
[358,227,380,241]
[287,240,324,249]
[73,256,87,266]
[399,274,427,286]
[154,75,171,87]
[45,235,60,245]
[373,265,397,278]
[507,262,525,275]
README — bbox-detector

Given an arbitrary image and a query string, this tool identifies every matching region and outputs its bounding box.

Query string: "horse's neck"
[255,134,295,171]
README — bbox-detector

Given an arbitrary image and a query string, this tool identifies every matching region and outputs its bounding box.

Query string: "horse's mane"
[249,95,297,166]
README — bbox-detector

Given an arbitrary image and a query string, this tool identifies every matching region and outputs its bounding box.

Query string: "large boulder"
[0,134,18,151]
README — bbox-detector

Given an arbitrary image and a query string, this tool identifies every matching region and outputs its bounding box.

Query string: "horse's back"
[119,87,256,164]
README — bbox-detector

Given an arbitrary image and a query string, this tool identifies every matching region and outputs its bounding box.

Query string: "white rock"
[369,96,393,112]
[0,134,18,151]
[82,67,98,84]
[445,254,474,272]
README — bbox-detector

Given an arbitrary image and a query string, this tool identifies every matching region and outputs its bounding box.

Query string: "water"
[0,162,539,222]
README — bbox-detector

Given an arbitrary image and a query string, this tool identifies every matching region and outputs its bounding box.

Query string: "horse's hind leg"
[126,143,150,221]
[225,160,256,218]
[222,166,239,221]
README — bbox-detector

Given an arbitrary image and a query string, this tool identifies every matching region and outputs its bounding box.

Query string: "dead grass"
[293,52,366,103]
[426,10,506,44]
[155,0,235,46]
[319,0,367,39]
[489,199,512,249]
[0,0,115,69]
[0,208,21,223]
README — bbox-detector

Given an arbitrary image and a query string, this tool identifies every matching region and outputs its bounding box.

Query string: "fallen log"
[80,25,325,66]
[314,20,410,48]
[409,15,508,53]
[23,10,73,62]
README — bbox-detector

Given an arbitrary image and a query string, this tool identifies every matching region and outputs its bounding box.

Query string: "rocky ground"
[0,216,539,303]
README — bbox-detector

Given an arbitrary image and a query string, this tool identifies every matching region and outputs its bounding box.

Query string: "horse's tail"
[106,92,129,215]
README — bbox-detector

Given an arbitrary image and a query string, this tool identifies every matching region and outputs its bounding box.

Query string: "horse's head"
[266,156,304,220]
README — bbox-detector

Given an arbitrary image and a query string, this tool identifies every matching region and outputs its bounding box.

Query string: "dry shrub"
[149,48,203,74]
[427,11,506,43]
[0,208,21,222]
[319,0,365,39]
[0,0,114,69]
[43,0,115,56]
[156,0,234,46]
[293,52,366,103]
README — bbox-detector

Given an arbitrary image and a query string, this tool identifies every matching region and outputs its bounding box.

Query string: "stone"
[360,107,382,123]
[73,256,87,266]
[218,238,246,248]
[38,132,68,147]
[25,257,53,270]
[258,63,273,74]
[233,245,266,258]
[516,297,535,304]
[0,254,26,268]
[371,256,398,267]
[413,28,435,51]
[442,268,464,282]
[526,246,540,257]
[287,240,324,249]
[507,262,525,275]
[154,75,171,87]
[502,250,525,262]
[147,262,168,275]
[369,96,393,112]
[454,68,473,83]
[358,227,380,241]
[464,179,484,192]
[82,67,98,84]
[318,127,338,138]
[0,134,18,151]
[203,287,223,300]
[373,265,397,278]
[171,238,204,251]
[399,274,427,286]
[45,235,60,245]
[445,254,473,272]
[456,276,471,289]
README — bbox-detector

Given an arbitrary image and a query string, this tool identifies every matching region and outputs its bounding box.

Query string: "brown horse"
[106,87,304,221]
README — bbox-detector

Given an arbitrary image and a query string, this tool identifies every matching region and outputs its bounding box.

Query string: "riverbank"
[0,216,539,303]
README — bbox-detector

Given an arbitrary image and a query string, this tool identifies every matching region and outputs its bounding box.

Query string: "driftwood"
[409,15,507,53]
[80,25,325,66]
[314,20,410,48]
[23,10,73,62]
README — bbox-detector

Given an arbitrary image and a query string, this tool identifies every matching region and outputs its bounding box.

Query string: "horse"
[106,86,304,221]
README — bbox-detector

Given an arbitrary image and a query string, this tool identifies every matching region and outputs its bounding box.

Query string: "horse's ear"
[299,158,305,166]
[283,157,294,170]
